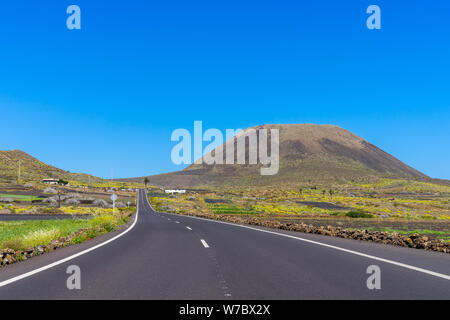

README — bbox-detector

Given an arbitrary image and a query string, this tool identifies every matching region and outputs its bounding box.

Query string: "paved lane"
[0,190,449,299]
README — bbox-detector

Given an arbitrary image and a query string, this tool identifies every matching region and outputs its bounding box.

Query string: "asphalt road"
[0,190,449,299]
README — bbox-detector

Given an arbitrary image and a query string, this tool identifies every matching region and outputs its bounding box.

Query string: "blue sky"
[0,1,449,179]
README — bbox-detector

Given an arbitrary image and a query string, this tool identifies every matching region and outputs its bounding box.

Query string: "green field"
[0,194,43,202]
[0,214,129,251]
[207,204,259,215]
[0,219,91,249]
[362,227,450,238]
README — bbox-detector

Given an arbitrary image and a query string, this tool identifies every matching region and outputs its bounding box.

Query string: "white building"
[42,179,59,185]
[165,189,186,195]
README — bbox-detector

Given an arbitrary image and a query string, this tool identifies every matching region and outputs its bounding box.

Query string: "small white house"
[165,189,186,195]
[42,179,59,185]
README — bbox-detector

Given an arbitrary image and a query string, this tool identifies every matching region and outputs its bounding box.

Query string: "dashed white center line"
[200,239,210,248]
[186,226,192,230]
[175,221,180,224]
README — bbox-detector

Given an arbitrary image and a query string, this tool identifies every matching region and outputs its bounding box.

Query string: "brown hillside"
[0,150,102,184]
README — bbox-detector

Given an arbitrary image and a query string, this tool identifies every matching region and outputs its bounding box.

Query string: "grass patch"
[344,211,374,218]
[148,197,164,211]
[329,211,374,218]
[364,227,450,236]
[0,220,91,249]
[438,236,450,242]
[22,228,60,248]
[0,212,132,250]
[208,204,259,215]
[0,194,43,202]
[1,239,26,251]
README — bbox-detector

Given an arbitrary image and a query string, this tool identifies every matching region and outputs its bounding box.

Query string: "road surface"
[0,190,449,299]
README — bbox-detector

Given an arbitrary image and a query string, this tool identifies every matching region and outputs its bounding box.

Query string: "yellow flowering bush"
[253,204,331,215]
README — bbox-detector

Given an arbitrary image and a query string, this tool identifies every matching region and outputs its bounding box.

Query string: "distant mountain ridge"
[0,150,101,184]
[121,124,429,188]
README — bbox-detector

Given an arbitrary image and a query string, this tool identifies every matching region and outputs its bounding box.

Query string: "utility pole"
[18,159,21,183]
[57,188,62,208]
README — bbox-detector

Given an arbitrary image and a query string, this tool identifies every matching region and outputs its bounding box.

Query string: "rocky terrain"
[175,212,450,254]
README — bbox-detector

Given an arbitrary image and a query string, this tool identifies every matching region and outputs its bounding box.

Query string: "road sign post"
[111,193,118,216]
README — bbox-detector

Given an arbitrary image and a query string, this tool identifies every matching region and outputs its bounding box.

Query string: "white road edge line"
[163,212,450,281]
[0,191,142,288]
[200,239,210,248]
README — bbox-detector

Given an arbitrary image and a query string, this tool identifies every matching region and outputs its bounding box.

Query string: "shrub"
[1,238,25,251]
[102,222,115,232]
[117,215,130,225]
[64,198,80,205]
[72,234,87,244]
[22,228,60,248]
[329,212,344,217]
[345,211,374,218]
[87,228,98,239]
[16,253,25,261]
[91,215,115,226]
[41,207,63,214]
[43,188,57,194]
[92,215,117,232]
[419,214,437,220]
[58,179,69,186]
[93,199,109,207]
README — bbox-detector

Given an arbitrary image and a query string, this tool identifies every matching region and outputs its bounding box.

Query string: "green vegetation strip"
[0,194,42,201]
[208,204,259,215]
[330,211,375,218]
[364,227,450,236]
[0,214,130,251]
[148,197,164,211]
